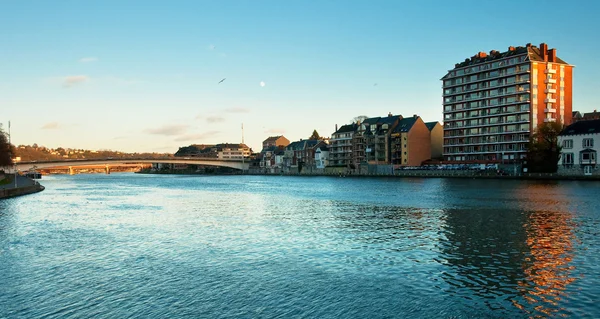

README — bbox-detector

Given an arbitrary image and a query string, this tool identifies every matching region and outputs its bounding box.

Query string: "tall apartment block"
[441,43,573,162]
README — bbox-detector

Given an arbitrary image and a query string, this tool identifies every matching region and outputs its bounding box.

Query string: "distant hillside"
[14,144,172,161]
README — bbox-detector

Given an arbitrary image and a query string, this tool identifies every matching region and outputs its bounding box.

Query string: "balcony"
[544,88,556,94]
[544,98,557,103]
[544,69,557,74]
[544,108,557,113]
[545,78,557,84]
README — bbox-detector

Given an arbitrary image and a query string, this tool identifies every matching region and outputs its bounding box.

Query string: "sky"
[2,0,599,153]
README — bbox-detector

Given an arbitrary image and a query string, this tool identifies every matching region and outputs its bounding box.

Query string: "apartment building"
[391,116,432,166]
[329,123,357,167]
[442,43,574,162]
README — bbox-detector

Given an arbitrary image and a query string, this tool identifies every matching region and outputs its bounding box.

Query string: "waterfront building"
[331,113,437,168]
[216,143,251,160]
[425,121,443,160]
[262,136,290,150]
[284,139,326,171]
[329,123,357,167]
[390,116,432,166]
[557,119,599,176]
[363,114,403,165]
[315,146,329,169]
[442,43,574,162]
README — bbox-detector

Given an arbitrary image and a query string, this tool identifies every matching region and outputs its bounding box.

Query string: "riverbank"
[137,168,600,181]
[0,174,45,199]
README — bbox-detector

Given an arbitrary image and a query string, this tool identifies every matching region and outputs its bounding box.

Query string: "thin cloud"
[102,76,141,86]
[41,122,60,130]
[145,124,189,136]
[206,116,225,123]
[79,57,98,63]
[264,128,286,134]
[174,131,220,142]
[63,75,89,88]
[224,107,250,113]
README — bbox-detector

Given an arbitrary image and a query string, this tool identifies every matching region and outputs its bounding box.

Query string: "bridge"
[14,157,249,174]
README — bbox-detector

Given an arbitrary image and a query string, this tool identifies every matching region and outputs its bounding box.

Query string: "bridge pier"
[69,166,75,175]
[105,165,111,174]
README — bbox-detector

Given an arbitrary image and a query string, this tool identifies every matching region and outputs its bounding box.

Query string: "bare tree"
[352,115,369,123]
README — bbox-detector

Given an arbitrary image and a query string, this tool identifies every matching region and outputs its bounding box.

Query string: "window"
[583,138,594,148]
[562,139,573,149]
[581,152,596,162]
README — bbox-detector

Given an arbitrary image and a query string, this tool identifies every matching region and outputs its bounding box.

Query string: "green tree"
[526,121,563,173]
[309,129,321,140]
[0,127,14,168]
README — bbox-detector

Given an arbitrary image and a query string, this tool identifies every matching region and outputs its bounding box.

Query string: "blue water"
[1,174,599,318]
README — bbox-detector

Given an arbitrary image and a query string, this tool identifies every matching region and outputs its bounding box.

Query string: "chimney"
[335,124,338,131]
[478,51,487,58]
[388,112,392,117]
[413,114,417,118]
[548,48,557,62]
[508,46,515,51]
[540,43,548,61]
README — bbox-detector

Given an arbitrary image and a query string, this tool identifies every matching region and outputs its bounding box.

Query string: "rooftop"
[560,119,600,136]
[450,42,570,70]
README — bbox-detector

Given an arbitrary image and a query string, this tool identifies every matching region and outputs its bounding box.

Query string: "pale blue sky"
[2,0,599,152]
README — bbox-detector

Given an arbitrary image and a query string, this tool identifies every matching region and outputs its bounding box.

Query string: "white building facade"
[557,120,599,176]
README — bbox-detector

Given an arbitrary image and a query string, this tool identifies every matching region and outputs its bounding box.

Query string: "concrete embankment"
[0,175,45,199]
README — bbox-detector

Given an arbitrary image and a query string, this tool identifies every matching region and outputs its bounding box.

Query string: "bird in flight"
[218,78,226,84]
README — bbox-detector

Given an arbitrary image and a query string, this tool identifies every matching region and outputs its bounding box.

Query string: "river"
[1,173,599,318]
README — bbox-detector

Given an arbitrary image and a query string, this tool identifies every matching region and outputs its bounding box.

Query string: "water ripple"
[1,174,599,318]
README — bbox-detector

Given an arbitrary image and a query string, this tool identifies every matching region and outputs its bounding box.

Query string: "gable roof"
[263,136,285,143]
[393,117,419,133]
[286,139,321,151]
[560,119,600,136]
[583,111,600,118]
[334,123,357,134]
[424,121,440,131]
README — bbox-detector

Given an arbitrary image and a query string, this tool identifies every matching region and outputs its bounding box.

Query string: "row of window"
[562,138,594,149]
[445,110,529,122]
[444,74,531,90]
[563,152,597,164]
[447,56,529,78]
[444,134,528,145]
[444,123,529,135]
[444,143,527,154]
[445,92,530,105]
[445,86,530,101]
[445,103,530,114]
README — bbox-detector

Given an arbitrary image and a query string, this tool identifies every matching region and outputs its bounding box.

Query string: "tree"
[526,121,563,173]
[0,127,14,167]
[352,115,369,123]
[309,129,321,140]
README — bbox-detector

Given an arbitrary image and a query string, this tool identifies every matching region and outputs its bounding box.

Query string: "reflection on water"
[512,184,579,318]
[0,174,598,318]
